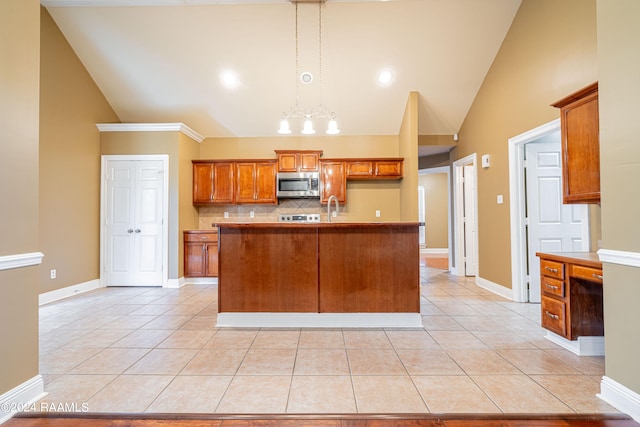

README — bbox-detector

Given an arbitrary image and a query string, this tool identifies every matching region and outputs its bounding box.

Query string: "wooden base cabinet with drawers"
[184,230,218,277]
[537,252,603,341]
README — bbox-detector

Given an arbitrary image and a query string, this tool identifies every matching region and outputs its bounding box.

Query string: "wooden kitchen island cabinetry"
[536,251,604,355]
[216,222,421,328]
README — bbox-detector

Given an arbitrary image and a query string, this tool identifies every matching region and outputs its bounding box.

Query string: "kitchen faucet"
[327,195,339,222]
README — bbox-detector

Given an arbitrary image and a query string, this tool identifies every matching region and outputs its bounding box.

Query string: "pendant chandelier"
[278,0,339,135]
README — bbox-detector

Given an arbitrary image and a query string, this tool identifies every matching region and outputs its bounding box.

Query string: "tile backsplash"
[198,199,344,229]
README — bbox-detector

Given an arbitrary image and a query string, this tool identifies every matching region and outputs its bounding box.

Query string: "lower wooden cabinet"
[184,230,218,277]
[537,252,603,341]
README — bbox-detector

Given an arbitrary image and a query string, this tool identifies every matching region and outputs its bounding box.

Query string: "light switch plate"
[497,194,503,204]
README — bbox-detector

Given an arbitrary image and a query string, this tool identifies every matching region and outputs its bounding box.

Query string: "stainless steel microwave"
[276,172,320,198]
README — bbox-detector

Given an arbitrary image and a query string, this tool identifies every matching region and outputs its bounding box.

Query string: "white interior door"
[104,158,165,286]
[525,139,585,302]
[463,165,477,276]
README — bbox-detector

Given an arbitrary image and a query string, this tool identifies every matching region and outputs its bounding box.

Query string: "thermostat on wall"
[481,154,491,168]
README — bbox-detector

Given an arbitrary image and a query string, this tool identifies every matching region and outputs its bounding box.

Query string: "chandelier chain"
[295,2,300,106]
[318,1,323,107]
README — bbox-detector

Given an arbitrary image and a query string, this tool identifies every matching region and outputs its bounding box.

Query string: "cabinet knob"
[127,229,134,233]
[135,229,141,233]
[545,311,559,320]
[544,266,559,274]
[593,273,604,280]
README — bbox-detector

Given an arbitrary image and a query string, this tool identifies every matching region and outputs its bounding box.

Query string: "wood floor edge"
[11,412,634,421]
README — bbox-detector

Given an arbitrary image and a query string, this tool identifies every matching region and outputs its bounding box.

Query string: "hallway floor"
[36,261,617,415]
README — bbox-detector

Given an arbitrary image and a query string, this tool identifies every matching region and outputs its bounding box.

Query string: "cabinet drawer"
[541,296,566,337]
[541,276,565,298]
[184,232,218,242]
[540,259,564,280]
[571,264,603,283]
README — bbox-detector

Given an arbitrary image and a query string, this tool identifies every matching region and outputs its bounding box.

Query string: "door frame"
[452,153,478,277]
[418,166,452,270]
[508,119,590,302]
[100,154,170,288]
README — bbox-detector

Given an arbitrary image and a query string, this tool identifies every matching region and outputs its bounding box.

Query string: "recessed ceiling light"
[220,70,240,89]
[377,69,394,85]
[300,72,313,85]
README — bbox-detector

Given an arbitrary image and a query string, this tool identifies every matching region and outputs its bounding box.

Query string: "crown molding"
[95,123,204,143]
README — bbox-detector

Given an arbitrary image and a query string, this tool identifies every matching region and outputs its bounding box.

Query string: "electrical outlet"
[375,210,381,218]
[224,211,229,219]
[50,269,57,279]
[250,211,255,218]
[332,211,337,217]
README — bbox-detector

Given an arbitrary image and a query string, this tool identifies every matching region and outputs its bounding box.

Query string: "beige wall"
[39,8,119,294]
[454,0,598,288]
[199,135,405,222]
[398,92,419,222]
[597,0,640,395]
[178,133,201,277]
[419,173,448,249]
[0,0,40,395]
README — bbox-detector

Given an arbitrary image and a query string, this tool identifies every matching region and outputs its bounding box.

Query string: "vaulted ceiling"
[42,0,521,144]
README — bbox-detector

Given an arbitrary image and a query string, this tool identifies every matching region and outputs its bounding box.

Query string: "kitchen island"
[215,222,421,328]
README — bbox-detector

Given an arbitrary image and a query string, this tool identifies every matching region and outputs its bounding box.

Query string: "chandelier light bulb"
[326,119,340,135]
[277,119,292,134]
[301,119,316,135]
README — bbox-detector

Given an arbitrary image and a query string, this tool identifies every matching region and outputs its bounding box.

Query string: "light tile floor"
[36,261,618,414]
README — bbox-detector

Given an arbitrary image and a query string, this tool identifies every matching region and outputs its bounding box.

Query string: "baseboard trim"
[0,375,46,424]
[598,376,640,422]
[165,277,185,289]
[183,277,218,286]
[476,276,513,300]
[419,248,448,254]
[216,312,422,328]
[39,279,101,306]
[0,252,44,271]
[545,331,605,356]
[598,248,640,268]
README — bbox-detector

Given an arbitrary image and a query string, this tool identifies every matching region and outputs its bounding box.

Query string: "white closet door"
[105,159,165,286]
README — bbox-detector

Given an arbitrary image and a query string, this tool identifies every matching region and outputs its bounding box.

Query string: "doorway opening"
[508,120,590,302]
[100,155,169,287]
[418,166,451,271]
[452,154,478,278]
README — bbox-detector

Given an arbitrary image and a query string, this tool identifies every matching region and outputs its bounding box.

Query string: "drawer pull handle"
[545,267,559,274]
[545,284,559,290]
[545,311,559,320]
[592,273,604,280]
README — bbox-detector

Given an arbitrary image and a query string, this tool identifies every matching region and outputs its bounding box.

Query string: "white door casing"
[101,155,169,287]
[453,154,478,278]
[525,137,586,302]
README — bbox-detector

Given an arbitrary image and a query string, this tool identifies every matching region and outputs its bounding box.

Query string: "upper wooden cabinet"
[346,159,403,180]
[235,161,277,204]
[552,82,600,204]
[193,161,234,205]
[275,150,322,172]
[320,160,346,204]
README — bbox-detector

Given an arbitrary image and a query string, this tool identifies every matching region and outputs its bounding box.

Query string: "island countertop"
[214,221,421,229]
[215,220,421,328]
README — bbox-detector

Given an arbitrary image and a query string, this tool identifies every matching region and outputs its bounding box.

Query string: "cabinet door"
[375,160,403,178]
[205,242,218,277]
[553,83,600,204]
[320,161,346,204]
[213,162,235,203]
[347,161,374,178]
[299,152,320,172]
[277,153,298,172]
[235,162,257,203]
[184,242,206,277]
[193,163,214,204]
[255,162,277,203]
